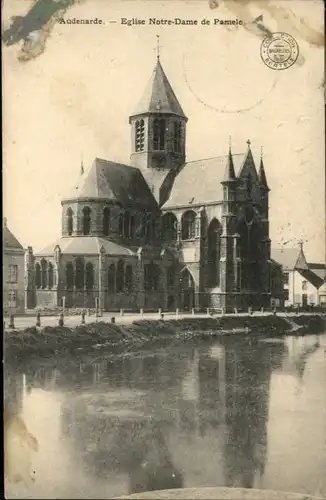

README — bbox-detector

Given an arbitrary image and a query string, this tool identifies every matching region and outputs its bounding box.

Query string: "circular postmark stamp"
[260,32,299,70]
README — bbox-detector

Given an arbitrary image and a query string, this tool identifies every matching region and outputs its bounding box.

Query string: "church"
[25,53,283,313]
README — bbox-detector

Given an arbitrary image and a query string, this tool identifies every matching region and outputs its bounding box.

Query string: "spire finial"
[247,139,251,148]
[80,153,84,176]
[228,135,232,152]
[260,145,263,158]
[155,34,163,60]
[298,239,304,251]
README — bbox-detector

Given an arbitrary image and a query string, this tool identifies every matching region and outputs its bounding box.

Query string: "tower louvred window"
[135,119,145,152]
[173,122,182,153]
[153,119,166,151]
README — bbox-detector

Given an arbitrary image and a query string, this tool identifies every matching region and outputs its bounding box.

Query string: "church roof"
[62,158,159,210]
[163,153,246,208]
[3,219,24,251]
[271,248,303,271]
[37,237,136,257]
[131,58,187,119]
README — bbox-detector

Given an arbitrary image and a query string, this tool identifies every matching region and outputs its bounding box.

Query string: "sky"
[3,0,325,261]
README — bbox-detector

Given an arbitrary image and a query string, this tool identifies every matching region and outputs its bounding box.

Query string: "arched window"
[144,213,154,240]
[35,263,41,289]
[123,211,130,238]
[135,119,145,152]
[85,262,94,291]
[67,207,73,236]
[125,265,133,292]
[173,121,182,153]
[116,260,124,293]
[108,263,115,293]
[153,119,166,151]
[118,212,124,237]
[167,263,175,287]
[75,258,85,289]
[82,206,91,235]
[66,262,74,289]
[103,207,110,236]
[41,259,47,289]
[48,262,54,289]
[162,212,178,241]
[144,261,160,291]
[207,219,222,287]
[130,214,136,239]
[181,211,196,240]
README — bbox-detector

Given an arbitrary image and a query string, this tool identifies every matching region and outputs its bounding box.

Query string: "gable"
[235,149,261,204]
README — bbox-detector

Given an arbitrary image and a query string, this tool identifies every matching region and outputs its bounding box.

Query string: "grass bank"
[4,314,325,362]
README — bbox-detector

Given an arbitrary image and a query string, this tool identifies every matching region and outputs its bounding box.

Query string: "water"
[5,332,326,499]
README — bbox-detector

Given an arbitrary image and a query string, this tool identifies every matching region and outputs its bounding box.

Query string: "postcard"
[3,0,325,499]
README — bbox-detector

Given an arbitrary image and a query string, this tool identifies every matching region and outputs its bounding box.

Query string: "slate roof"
[63,158,159,210]
[307,263,326,282]
[163,153,247,208]
[131,58,187,119]
[271,248,302,271]
[37,237,136,257]
[3,222,24,251]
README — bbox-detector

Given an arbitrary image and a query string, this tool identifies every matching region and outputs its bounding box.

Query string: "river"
[4,332,326,499]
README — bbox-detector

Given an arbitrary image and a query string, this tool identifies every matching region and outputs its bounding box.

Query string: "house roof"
[307,263,326,282]
[62,158,159,210]
[131,58,187,119]
[3,221,24,251]
[37,237,136,257]
[163,152,247,208]
[297,268,326,289]
[271,248,302,271]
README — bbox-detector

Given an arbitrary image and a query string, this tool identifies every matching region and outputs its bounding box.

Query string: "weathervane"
[247,139,251,148]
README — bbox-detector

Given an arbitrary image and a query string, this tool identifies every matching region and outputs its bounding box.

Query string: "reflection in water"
[4,333,326,499]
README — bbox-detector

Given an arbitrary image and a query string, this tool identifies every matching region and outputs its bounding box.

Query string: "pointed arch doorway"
[180,268,195,311]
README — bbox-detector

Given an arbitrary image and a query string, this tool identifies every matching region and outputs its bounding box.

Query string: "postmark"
[260,32,299,70]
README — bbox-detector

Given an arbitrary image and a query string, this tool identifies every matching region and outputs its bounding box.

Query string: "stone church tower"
[129,56,188,203]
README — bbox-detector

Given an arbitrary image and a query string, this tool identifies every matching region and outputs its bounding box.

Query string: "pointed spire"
[258,147,269,190]
[130,55,187,120]
[222,139,236,182]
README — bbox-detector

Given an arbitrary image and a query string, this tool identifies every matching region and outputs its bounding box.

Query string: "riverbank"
[4,313,325,363]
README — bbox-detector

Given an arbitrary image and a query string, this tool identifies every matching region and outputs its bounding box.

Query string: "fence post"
[206,308,210,316]
[140,308,143,318]
[111,316,115,324]
[176,308,179,319]
[36,312,41,327]
[191,308,195,315]
[59,312,64,327]
[120,309,124,317]
[9,314,15,329]
[81,310,86,324]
